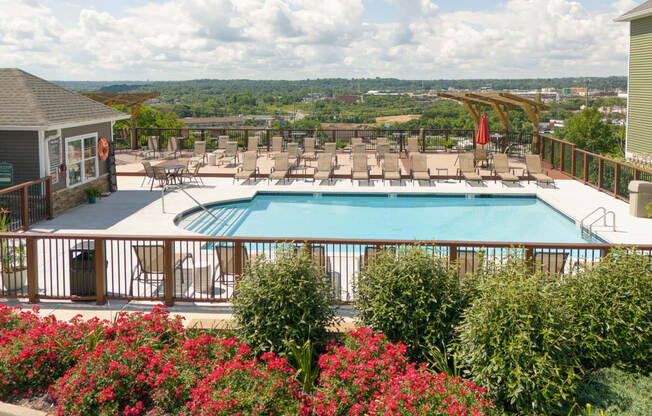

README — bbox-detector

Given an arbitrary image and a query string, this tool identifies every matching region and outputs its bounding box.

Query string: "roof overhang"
[0,114,131,131]
[615,3,652,22]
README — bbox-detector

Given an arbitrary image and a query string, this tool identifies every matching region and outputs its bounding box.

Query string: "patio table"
[163,164,185,184]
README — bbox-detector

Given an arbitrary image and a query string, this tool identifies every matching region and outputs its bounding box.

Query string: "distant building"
[336,95,360,104]
[570,87,588,95]
[180,117,244,128]
[616,1,652,159]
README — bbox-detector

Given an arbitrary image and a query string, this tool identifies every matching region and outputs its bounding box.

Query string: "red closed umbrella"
[476,113,490,146]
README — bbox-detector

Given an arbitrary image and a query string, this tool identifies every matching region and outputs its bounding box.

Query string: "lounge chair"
[376,137,389,146]
[286,142,300,167]
[269,136,283,158]
[351,153,370,184]
[458,153,483,185]
[351,137,363,149]
[303,137,317,161]
[140,161,155,188]
[474,146,489,168]
[323,142,338,166]
[492,153,519,186]
[314,154,334,184]
[161,137,179,160]
[130,244,193,297]
[352,143,366,155]
[213,245,250,294]
[375,143,390,166]
[534,251,569,276]
[269,153,290,184]
[406,137,420,156]
[382,153,402,185]
[247,136,260,154]
[219,141,239,166]
[137,136,158,159]
[525,155,555,188]
[234,151,259,183]
[455,249,485,276]
[410,154,431,184]
[191,141,207,165]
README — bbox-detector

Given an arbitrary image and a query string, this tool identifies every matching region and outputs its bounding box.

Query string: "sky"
[0,0,641,81]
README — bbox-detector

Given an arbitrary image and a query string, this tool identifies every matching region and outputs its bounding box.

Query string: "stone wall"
[52,174,110,216]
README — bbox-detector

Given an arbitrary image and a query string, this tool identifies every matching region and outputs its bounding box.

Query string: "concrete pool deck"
[29,175,652,245]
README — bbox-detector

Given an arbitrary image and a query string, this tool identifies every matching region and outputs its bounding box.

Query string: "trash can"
[69,241,103,296]
[628,180,652,218]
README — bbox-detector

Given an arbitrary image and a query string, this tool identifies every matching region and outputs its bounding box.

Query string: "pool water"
[177,193,596,243]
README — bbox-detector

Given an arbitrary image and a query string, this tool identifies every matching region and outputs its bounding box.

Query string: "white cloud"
[0,0,633,80]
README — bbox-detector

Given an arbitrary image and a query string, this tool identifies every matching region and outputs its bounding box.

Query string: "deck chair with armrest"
[212,136,230,163]
[323,142,339,166]
[181,160,204,186]
[192,140,207,165]
[151,166,169,190]
[525,155,555,188]
[303,137,317,162]
[351,143,366,155]
[160,137,179,160]
[351,137,363,149]
[376,137,389,146]
[458,153,483,185]
[286,142,300,167]
[269,152,290,184]
[375,143,390,166]
[269,136,283,158]
[474,146,489,168]
[314,154,334,184]
[351,153,370,184]
[212,245,250,295]
[234,151,260,183]
[492,153,519,186]
[406,137,420,156]
[219,141,239,166]
[534,251,569,276]
[410,154,432,185]
[247,136,260,155]
[382,153,402,185]
[130,244,193,297]
[140,161,155,188]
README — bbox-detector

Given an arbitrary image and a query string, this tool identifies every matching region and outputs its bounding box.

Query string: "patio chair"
[351,137,363,149]
[474,146,489,168]
[212,245,250,294]
[323,142,339,166]
[410,154,431,184]
[382,153,402,185]
[181,160,204,186]
[352,143,366,155]
[525,155,555,188]
[130,244,193,297]
[406,137,420,156]
[234,151,259,183]
[303,137,317,161]
[376,137,389,146]
[362,246,397,269]
[269,136,283,158]
[151,166,169,190]
[455,249,485,276]
[192,141,207,165]
[286,142,300,167]
[219,141,239,166]
[269,153,290,184]
[161,137,179,160]
[140,161,155,188]
[314,153,334,184]
[137,136,158,159]
[458,153,483,185]
[534,251,569,276]
[247,136,260,154]
[492,153,519,186]
[351,153,370,184]
[375,143,390,166]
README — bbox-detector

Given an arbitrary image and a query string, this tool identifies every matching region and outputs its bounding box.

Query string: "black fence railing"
[0,177,52,232]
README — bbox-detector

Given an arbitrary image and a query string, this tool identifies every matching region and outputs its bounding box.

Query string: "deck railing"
[2,232,649,306]
[124,127,533,156]
[540,135,652,201]
[0,177,52,231]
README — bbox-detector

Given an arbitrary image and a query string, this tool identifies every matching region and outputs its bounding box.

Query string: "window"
[65,134,98,187]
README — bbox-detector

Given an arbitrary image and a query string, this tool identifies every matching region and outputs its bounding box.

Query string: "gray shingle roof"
[615,0,652,21]
[0,68,129,128]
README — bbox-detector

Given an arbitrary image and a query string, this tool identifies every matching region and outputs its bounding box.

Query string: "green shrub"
[232,246,337,354]
[561,249,651,373]
[354,246,468,362]
[454,257,582,415]
[571,368,652,416]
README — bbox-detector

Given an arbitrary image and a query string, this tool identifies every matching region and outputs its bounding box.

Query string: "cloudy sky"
[0,0,640,81]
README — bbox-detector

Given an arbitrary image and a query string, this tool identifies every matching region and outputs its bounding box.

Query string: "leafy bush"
[312,328,495,416]
[571,368,652,416]
[454,257,582,415]
[561,249,651,372]
[232,247,337,354]
[354,246,468,362]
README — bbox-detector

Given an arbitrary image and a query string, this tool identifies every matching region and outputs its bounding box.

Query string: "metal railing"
[540,135,652,202]
[0,177,53,231]
[2,232,649,306]
[128,127,534,156]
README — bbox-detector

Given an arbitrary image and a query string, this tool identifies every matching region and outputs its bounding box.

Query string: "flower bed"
[0,305,494,415]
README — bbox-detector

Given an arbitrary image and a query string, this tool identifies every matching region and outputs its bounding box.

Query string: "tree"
[562,107,618,155]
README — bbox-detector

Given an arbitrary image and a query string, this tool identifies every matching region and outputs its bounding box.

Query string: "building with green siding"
[616,1,652,161]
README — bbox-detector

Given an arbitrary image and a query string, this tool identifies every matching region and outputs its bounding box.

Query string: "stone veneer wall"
[52,174,110,216]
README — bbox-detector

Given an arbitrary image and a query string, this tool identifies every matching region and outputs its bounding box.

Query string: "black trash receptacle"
[69,242,97,297]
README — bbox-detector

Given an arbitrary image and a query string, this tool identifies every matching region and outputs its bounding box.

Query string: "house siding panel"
[628,15,652,157]
[0,130,40,186]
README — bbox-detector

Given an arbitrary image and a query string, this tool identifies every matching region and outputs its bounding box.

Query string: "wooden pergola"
[437,92,549,151]
[83,92,160,149]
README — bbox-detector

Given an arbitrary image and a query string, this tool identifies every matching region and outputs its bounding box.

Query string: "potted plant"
[444,139,457,152]
[0,209,27,291]
[83,186,102,204]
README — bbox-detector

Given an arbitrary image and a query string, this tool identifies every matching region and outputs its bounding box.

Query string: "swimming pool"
[177,192,599,243]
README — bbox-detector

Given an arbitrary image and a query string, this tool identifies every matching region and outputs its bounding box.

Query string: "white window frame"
[65,133,99,188]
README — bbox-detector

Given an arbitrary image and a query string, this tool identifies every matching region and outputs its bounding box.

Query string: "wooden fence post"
[234,242,243,278]
[163,240,174,306]
[525,246,535,273]
[560,143,565,173]
[614,164,620,197]
[266,129,271,151]
[95,238,106,305]
[26,236,38,303]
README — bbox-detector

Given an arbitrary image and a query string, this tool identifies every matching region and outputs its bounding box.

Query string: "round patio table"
[163,164,185,184]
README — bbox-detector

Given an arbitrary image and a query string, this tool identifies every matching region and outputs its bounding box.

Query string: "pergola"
[83,92,160,149]
[437,92,549,151]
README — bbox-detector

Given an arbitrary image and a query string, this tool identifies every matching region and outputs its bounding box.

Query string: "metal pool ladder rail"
[161,184,221,223]
[580,207,616,236]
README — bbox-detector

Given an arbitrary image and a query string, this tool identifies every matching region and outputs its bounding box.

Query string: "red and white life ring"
[98,138,110,160]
